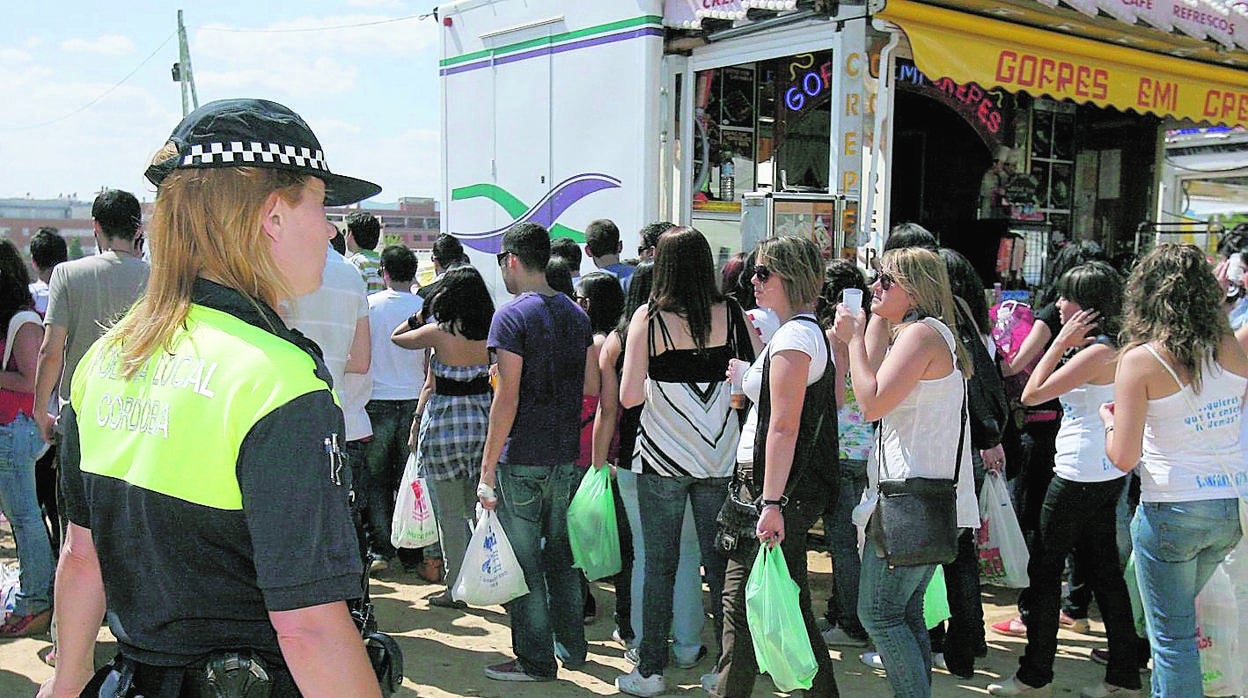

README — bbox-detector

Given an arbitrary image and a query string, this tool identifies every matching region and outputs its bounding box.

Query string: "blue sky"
[0,0,441,204]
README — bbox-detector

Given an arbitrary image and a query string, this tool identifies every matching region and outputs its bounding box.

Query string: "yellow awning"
[878,0,1248,128]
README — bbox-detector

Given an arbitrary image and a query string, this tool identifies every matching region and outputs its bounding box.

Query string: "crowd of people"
[0,97,1243,698]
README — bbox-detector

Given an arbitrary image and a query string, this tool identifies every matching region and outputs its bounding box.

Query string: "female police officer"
[39,99,384,698]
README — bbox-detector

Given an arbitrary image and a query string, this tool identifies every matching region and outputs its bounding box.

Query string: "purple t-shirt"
[488,291,591,466]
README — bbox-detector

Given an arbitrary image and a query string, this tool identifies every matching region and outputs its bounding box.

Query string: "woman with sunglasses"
[706,236,840,698]
[833,247,978,698]
[617,228,759,697]
[1101,244,1247,698]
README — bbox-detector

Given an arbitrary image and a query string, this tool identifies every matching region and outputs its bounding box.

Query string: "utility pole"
[172,10,199,117]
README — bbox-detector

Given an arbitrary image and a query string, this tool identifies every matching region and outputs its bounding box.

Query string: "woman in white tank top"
[1101,244,1248,698]
[832,247,976,698]
[989,262,1140,697]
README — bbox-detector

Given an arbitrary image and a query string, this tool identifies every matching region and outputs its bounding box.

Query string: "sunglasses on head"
[753,264,772,282]
[496,250,511,267]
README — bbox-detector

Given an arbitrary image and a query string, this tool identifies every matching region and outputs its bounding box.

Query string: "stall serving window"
[692,50,834,214]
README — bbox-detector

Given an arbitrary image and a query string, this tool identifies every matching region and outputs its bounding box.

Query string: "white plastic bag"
[977,471,1030,588]
[390,453,439,549]
[1,562,19,616]
[1197,565,1241,697]
[451,509,529,606]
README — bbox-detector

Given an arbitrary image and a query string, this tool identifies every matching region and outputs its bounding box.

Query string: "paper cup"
[842,288,863,313]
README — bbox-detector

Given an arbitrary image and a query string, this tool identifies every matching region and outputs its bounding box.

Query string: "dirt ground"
[1,527,1113,697]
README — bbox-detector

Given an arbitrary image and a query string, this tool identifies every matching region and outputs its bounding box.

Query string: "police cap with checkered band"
[144,98,381,206]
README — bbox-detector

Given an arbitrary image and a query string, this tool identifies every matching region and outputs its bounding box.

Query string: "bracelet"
[408,312,422,330]
[757,495,789,512]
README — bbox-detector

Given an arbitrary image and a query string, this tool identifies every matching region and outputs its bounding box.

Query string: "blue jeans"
[859,551,936,698]
[0,414,54,617]
[824,460,868,639]
[636,473,730,677]
[1132,499,1242,698]
[1017,476,1140,690]
[616,469,703,657]
[495,463,586,677]
[363,399,418,559]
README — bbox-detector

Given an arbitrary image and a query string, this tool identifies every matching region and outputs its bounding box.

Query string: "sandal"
[0,609,52,638]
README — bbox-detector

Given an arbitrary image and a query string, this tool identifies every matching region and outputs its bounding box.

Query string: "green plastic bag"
[924,565,952,629]
[745,546,818,692]
[1124,552,1148,638]
[566,466,621,581]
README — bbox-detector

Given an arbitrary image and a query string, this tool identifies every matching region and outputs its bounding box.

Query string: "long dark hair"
[617,261,654,345]
[431,266,494,341]
[578,271,624,335]
[649,227,721,350]
[939,247,990,335]
[0,239,34,327]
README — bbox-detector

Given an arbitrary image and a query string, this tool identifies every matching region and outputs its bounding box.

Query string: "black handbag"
[871,384,967,568]
[714,472,763,561]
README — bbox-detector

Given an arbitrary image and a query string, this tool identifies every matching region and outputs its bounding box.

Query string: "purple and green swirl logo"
[449,173,622,253]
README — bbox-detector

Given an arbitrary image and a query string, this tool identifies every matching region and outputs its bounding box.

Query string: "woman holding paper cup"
[832,247,978,698]
[706,235,840,698]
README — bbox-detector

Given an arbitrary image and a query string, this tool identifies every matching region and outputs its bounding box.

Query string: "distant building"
[2,194,443,261]
[0,196,98,258]
[327,197,441,251]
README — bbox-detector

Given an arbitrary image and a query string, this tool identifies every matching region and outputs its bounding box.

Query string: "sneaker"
[484,660,552,682]
[612,627,636,649]
[987,674,1053,696]
[368,554,389,574]
[429,591,467,609]
[615,668,667,697]
[820,626,869,648]
[1080,681,1141,698]
[674,645,708,669]
[700,671,717,694]
[1059,611,1091,634]
[991,616,1028,637]
[0,609,52,638]
[859,651,884,670]
[624,647,640,665]
[1090,648,1150,672]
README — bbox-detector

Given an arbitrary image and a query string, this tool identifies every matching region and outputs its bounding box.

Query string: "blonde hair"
[881,247,973,378]
[756,236,823,309]
[109,166,308,378]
